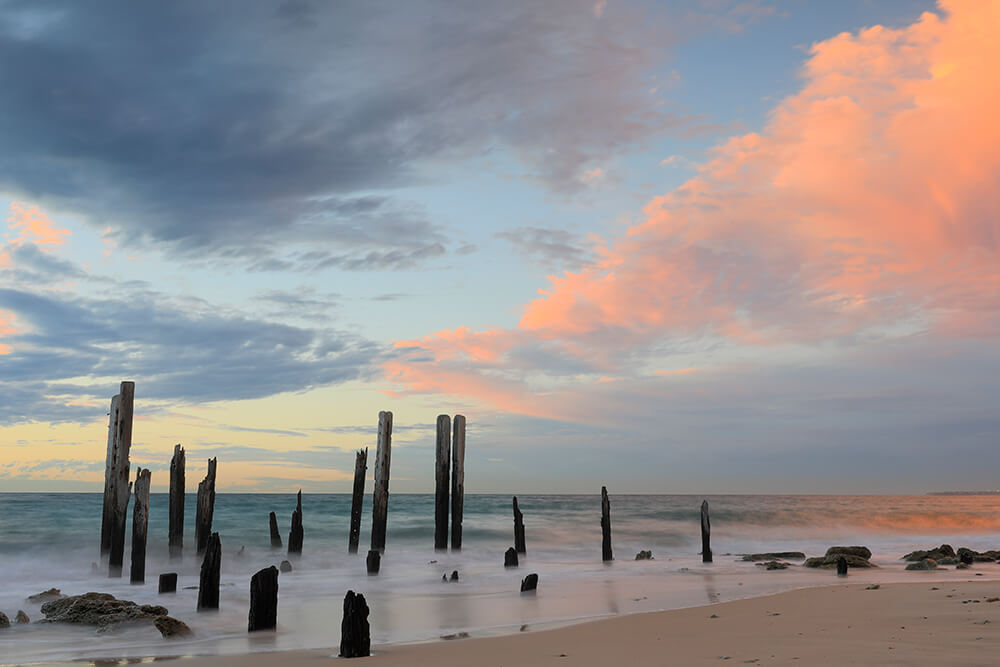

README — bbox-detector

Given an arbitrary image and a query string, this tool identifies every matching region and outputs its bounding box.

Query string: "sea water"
[2,493,1000,663]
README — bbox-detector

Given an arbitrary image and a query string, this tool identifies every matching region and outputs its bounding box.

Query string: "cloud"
[5,201,69,247]
[495,226,594,269]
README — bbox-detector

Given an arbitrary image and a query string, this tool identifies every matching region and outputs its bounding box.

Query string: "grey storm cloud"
[0,0,684,266]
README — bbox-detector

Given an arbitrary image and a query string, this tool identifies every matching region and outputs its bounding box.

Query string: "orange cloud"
[386,0,1000,414]
[6,202,70,247]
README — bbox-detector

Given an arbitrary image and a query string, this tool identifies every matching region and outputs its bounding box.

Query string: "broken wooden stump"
[513,496,526,554]
[504,547,519,568]
[601,486,613,562]
[520,573,538,592]
[269,512,282,548]
[339,590,371,658]
[348,448,367,554]
[195,458,217,556]
[279,560,292,573]
[100,392,121,556]
[837,556,848,576]
[130,467,151,584]
[434,415,451,550]
[197,532,221,611]
[366,550,381,575]
[701,499,713,564]
[288,490,303,556]
[169,444,185,560]
[451,414,466,550]
[248,566,279,632]
[107,382,135,577]
[159,573,177,594]
[371,411,392,552]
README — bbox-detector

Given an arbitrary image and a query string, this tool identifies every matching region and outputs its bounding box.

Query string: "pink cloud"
[6,202,70,247]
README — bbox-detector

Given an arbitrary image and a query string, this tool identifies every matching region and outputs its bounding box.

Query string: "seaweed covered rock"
[756,560,790,570]
[902,544,955,562]
[905,558,938,571]
[40,592,168,627]
[804,554,875,569]
[957,547,1000,563]
[635,550,654,560]
[741,552,805,562]
[825,546,872,560]
[0,612,9,629]
[27,588,65,603]
[154,615,193,638]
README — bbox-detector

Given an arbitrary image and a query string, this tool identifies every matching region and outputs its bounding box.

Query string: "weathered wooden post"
[269,512,282,548]
[100,392,121,555]
[159,572,177,594]
[434,415,451,550]
[348,448,367,553]
[339,590,371,658]
[366,549,380,575]
[504,547,519,568]
[836,556,848,576]
[513,496,526,554]
[195,458,217,555]
[248,566,279,632]
[108,382,135,577]
[451,414,466,550]
[288,490,303,555]
[370,411,392,552]
[197,532,221,611]
[130,468,151,584]
[701,499,712,563]
[601,486,613,562]
[169,444,185,560]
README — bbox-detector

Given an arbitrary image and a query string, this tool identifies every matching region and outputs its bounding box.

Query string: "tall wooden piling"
[248,566,279,632]
[100,393,121,555]
[601,486,613,562]
[348,448,367,553]
[130,468,151,584]
[288,490,303,555]
[169,444,185,559]
[197,532,221,611]
[339,590,371,658]
[434,415,451,550]
[195,458,217,555]
[513,496,526,554]
[269,512,282,548]
[108,382,135,577]
[701,499,712,563]
[370,411,392,552]
[450,414,466,550]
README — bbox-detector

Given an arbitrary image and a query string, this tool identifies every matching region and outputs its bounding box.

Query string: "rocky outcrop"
[957,547,1000,563]
[825,546,872,560]
[635,550,654,560]
[741,552,806,561]
[905,558,938,570]
[902,544,954,562]
[804,554,875,569]
[902,545,1000,563]
[279,560,293,573]
[154,615,192,638]
[0,611,9,628]
[40,593,168,627]
[15,610,29,624]
[27,588,66,603]
[755,560,790,570]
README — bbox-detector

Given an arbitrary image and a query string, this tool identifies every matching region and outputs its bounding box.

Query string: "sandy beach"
[25,578,999,667]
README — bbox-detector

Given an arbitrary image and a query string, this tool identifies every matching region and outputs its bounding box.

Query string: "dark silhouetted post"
[108,381,135,577]
[195,458,217,555]
[451,414,466,550]
[288,490,303,555]
[197,532,221,610]
[601,486,613,562]
[159,572,177,594]
[169,444,185,559]
[371,411,392,552]
[520,573,538,592]
[248,566,279,632]
[837,556,848,576]
[348,448,367,553]
[130,467,151,584]
[366,549,380,574]
[513,496,526,554]
[339,590,371,658]
[504,547,519,567]
[269,512,282,548]
[701,499,712,563]
[435,415,451,550]
[100,392,121,555]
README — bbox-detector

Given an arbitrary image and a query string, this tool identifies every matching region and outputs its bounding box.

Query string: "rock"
[956,562,970,569]
[520,573,538,592]
[825,546,872,560]
[804,554,876,569]
[957,547,1000,563]
[635,550,654,560]
[279,560,293,573]
[154,615,192,638]
[450,570,459,581]
[40,592,168,627]
[936,557,958,565]
[27,588,65,603]
[905,558,938,571]
[902,544,955,562]
[755,560,789,570]
[740,552,806,562]
[0,612,9,629]
[15,610,29,624]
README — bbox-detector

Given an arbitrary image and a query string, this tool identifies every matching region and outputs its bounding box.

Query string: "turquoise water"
[1,493,1000,663]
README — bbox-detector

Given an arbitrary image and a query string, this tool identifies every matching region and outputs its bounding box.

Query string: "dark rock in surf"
[635,550,654,560]
[957,547,1000,563]
[27,589,65,603]
[40,592,168,626]
[15,610,29,624]
[825,546,872,560]
[902,544,955,562]
[279,560,293,573]
[804,554,875,569]
[755,560,789,570]
[520,573,538,592]
[450,570,459,581]
[740,552,806,562]
[0,612,9,628]
[905,558,938,571]
[154,615,192,638]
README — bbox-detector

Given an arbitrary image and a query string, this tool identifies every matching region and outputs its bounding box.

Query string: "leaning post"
[348,448,367,553]
[195,458,217,555]
[288,490,304,555]
[513,496,526,554]
[100,393,121,555]
[370,411,392,552]
[108,381,135,577]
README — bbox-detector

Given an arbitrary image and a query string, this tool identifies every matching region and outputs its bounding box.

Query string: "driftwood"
[169,444,185,559]
[339,590,371,658]
[248,566,279,632]
[130,468,151,584]
[269,512,282,548]
[701,500,712,563]
[107,382,135,577]
[366,550,380,575]
[197,532,221,611]
[195,458,217,555]
[371,411,392,552]
[451,414,466,550]
[348,448,367,553]
[504,547,519,568]
[434,415,451,550]
[158,573,177,594]
[513,496,526,554]
[601,486,613,562]
[288,490,303,555]
[520,573,538,592]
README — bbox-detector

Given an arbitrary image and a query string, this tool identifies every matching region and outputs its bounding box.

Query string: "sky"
[1,0,998,494]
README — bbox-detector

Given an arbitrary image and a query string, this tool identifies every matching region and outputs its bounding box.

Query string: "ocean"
[2,492,1000,663]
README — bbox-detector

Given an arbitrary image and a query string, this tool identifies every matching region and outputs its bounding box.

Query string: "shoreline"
[16,578,1000,667]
